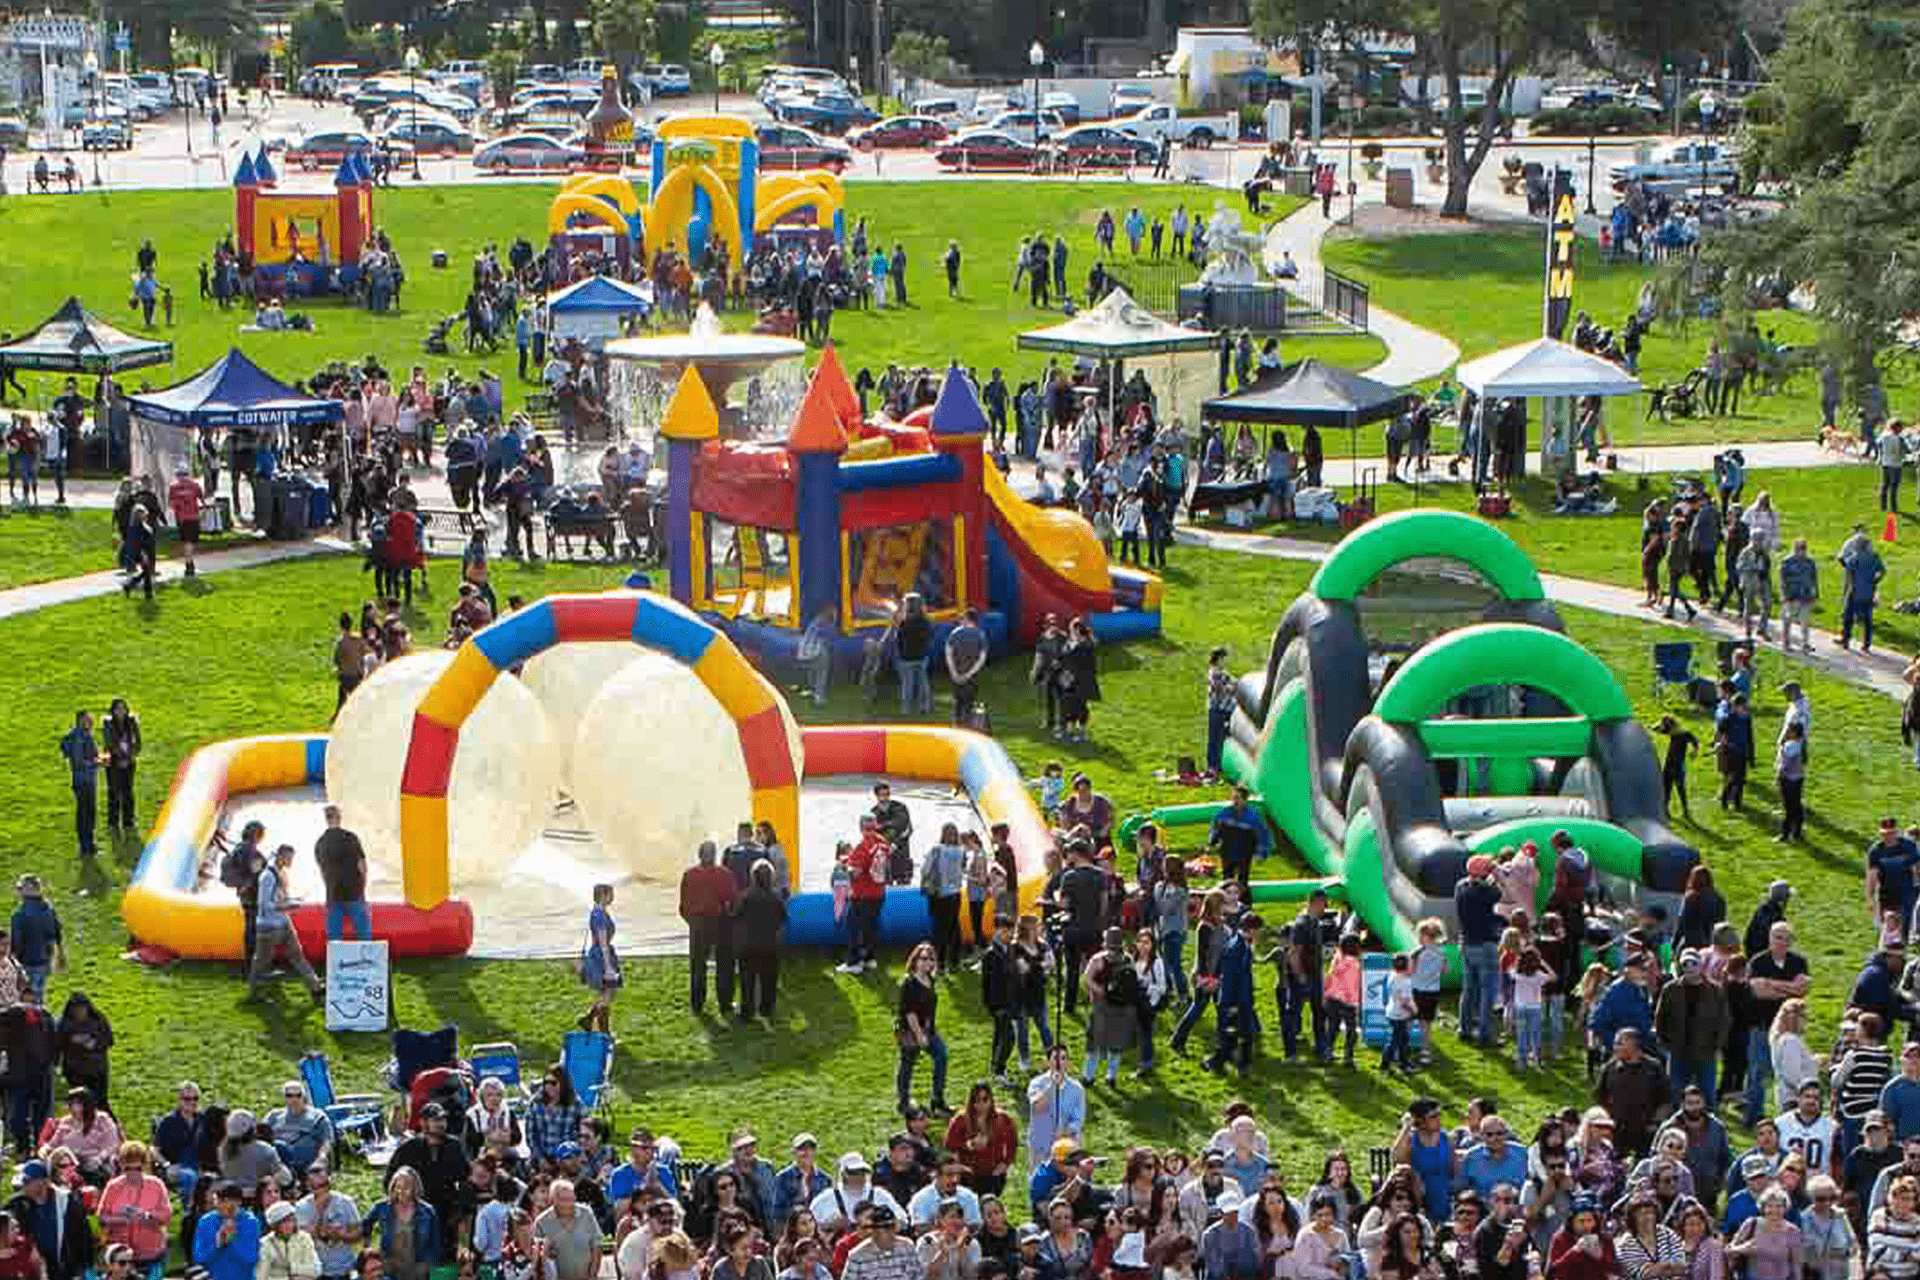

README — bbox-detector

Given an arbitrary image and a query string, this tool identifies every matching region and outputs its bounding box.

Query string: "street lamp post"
[709,42,725,114]
[405,46,423,180]
[1029,40,1043,136]
[1341,90,1359,225]
[1585,128,1596,215]
[84,48,101,186]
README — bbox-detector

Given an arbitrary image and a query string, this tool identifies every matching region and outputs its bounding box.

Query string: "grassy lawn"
[2,538,1891,1207]
[0,185,1331,417]
[1226,461,1920,656]
[0,506,251,591]
[1319,228,1848,448]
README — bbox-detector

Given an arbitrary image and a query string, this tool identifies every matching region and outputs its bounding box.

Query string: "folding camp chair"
[299,1051,387,1154]
[561,1030,614,1114]
[1653,641,1696,702]
[468,1042,531,1105]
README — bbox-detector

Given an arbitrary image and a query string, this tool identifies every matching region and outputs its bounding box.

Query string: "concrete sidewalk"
[0,535,351,621]
[1177,523,1911,701]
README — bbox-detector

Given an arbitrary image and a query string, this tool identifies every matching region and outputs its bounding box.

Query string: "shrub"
[1528,105,1661,136]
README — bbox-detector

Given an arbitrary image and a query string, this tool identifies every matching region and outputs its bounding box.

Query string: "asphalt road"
[1,90,1656,215]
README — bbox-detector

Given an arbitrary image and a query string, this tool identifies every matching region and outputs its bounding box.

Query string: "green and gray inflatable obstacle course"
[1122,510,1697,981]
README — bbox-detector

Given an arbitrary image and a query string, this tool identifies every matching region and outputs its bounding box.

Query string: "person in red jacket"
[379,505,423,605]
[166,465,205,578]
[1546,1197,1619,1280]
[837,815,892,976]
[678,840,738,1016]
[943,1082,1018,1197]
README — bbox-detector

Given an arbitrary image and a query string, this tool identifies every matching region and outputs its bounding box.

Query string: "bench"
[416,505,486,550]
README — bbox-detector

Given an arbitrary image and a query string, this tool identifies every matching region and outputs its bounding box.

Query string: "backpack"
[219,845,255,890]
[1103,954,1141,1007]
[889,843,914,886]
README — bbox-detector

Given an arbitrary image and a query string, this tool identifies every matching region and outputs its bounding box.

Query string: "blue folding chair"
[1653,641,1695,702]
[299,1051,388,1153]
[468,1041,531,1105]
[560,1030,613,1114]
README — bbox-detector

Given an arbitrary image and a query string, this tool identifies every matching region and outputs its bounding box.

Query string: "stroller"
[423,314,459,356]
[1646,370,1704,421]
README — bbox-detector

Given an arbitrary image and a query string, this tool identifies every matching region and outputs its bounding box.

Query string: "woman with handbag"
[577,883,622,1035]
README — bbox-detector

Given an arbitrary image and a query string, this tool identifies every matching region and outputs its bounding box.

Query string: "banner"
[1543,169,1577,339]
[325,940,390,1032]
[1361,952,1427,1048]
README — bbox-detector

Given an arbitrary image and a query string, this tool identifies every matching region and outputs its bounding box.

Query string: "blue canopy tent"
[545,275,655,348]
[127,348,343,495]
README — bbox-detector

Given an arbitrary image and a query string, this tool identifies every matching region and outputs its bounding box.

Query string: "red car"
[934,130,1041,171]
[848,115,949,149]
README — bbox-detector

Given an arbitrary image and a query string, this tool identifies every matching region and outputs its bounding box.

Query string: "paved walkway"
[1178,524,1912,701]
[1267,197,1463,386]
[0,535,351,621]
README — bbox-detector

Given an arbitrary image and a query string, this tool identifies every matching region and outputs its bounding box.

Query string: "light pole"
[405,46,423,180]
[1341,89,1359,225]
[1028,40,1042,133]
[709,42,725,114]
[84,48,101,186]
[1584,128,1596,215]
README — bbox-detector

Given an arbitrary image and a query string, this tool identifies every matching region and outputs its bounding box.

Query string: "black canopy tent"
[1201,357,1411,489]
[0,297,174,374]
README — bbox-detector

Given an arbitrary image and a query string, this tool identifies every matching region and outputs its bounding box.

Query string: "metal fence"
[1323,268,1370,330]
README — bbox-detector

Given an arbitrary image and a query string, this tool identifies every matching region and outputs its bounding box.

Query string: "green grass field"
[0,184,1341,415]
[1,540,1890,1206]
[1319,228,1846,448]
[0,506,252,590]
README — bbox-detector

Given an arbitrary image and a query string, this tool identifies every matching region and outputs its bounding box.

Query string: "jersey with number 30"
[1776,1112,1838,1172]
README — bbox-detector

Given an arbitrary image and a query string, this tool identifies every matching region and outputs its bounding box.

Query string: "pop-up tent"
[1201,357,1412,486]
[546,275,656,347]
[0,297,174,374]
[127,348,342,485]
[1017,288,1221,446]
[1456,337,1642,478]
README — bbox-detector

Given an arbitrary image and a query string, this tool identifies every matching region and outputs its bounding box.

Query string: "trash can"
[306,483,332,528]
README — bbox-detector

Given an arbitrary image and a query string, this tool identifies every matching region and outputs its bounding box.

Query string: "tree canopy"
[1698,0,1920,385]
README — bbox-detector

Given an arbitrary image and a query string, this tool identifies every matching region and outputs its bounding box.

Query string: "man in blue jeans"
[57,710,101,859]
[892,593,934,715]
[1454,855,1503,1046]
[314,805,372,942]
[1745,921,1812,1127]
[1838,524,1886,652]
[11,874,64,1003]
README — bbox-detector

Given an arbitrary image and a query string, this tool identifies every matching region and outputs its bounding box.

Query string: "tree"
[887,29,958,81]
[1694,0,1920,392]
[592,0,656,69]
[1251,0,1724,216]
[291,0,351,66]
[487,49,522,106]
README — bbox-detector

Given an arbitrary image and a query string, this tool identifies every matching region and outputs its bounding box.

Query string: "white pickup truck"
[1608,141,1738,190]
[1112,103,1233,147]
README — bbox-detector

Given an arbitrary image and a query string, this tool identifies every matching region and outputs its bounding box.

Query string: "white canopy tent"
[1016,288,1222,450]
[1456,337,1643,481]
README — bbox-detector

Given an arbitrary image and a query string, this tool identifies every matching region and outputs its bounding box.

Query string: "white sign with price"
[325,940,390,1032]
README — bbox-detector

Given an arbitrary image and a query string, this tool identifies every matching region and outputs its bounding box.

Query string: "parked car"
[0,113,27,148]
[971,91,1011,122]
[527,63,564,83]
[778,91,880,133]
[753,122,852,169]
[82,114,133,150]
[378,118,474,154]
[1040,90,1082,125]
[988,108,1066,144]
[911,96,963,124]
[1108,83,1155,116]
[474,132,588,173]
[642,63,691,96]
[847,115,950,149]
[1111,102,1230,146]
[935,129,1041,171]
[1050,123,1157,167]
[1608,140,1738,189]
[285,130,407,168]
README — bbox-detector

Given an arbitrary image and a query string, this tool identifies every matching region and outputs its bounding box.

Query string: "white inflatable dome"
[570,651,803,882]
[520,642,656,793]
[327,651,560,886]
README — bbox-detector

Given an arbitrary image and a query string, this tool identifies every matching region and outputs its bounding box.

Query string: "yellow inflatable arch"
[648,163,744,257]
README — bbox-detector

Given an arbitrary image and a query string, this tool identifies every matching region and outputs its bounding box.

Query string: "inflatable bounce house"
[656,348,1162,677]
[234,147,374,292]
[1120,511,1696,978]
[124,591,1056,963]
[546,115,843,273]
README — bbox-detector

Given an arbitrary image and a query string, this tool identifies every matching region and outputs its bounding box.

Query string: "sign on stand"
[325,940,390,1032]
[1360,951,1427,1048]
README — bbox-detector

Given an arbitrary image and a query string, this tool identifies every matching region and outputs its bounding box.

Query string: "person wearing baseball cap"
[772,1133,830,1226]
[809,1153,903,1233]
[609,1128,679,1204]
[388,1101,469,1239]
[1201,1188,1259,1280]
[11,870,65,1005]
[260,1201,318,1280]
[1456,853,1505,1047]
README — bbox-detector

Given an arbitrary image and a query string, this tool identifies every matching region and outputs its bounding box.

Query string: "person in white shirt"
[809,1154,904,1233]
[614,1199,680,1279]
[1776,1081,1840,1174]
